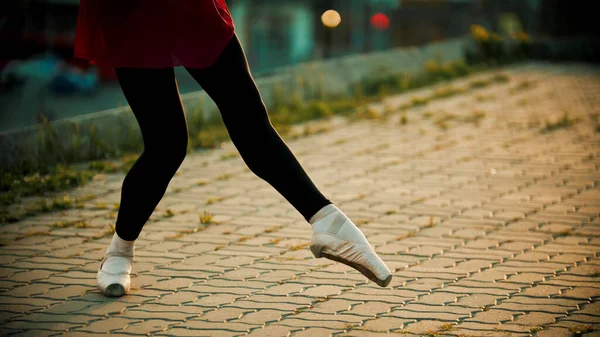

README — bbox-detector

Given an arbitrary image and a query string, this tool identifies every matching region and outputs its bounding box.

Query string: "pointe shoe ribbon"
[310,213,393,287]
[97,254,132,297]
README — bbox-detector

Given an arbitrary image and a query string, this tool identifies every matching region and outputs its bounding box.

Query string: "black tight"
[114,34,331,241]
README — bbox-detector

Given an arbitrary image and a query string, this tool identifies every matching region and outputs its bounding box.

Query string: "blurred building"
[228,0,400,71]
[1,0,79,59]
[2,0,403,77]
[4,0,570,77]
[537,0,599,38]
[3,0,597,73]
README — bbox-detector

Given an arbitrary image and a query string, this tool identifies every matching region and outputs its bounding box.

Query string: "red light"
[370,13,390,30]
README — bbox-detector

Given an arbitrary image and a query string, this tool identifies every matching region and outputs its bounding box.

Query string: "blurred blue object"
[1,52,62,81]
[50,66,98,94]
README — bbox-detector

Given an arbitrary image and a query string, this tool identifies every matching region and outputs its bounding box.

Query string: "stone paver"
[1,63,600,336]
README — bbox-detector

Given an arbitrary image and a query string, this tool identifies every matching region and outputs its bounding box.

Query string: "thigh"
[114,67,188,147]
[184,35,264,120]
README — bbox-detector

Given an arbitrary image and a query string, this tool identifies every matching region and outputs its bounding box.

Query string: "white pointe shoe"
[97,254,132,297]
[310,212,393,287]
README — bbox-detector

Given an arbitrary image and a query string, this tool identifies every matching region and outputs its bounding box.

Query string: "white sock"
[309,204,370,246]
[102,232,135,272]
[106,232,135,258]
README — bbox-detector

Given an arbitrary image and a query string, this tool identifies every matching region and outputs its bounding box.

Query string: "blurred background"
[0,0,598,133]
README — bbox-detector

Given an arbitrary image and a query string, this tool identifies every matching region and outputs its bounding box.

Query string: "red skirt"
[73,0,235,68]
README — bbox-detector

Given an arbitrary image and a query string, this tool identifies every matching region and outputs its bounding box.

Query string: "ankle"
[309,203,340,224]
[106,232,135,258]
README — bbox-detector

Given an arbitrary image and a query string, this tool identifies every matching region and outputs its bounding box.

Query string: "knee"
[166,136,188,165]
[171,137,188,165]
[145,136,188,170]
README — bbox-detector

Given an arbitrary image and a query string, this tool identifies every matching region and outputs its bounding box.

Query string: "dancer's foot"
[97,232,134,297]
[309,204,393,287]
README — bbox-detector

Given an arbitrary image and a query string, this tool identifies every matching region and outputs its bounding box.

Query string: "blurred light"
[321,9,341,28]
[370,13,390,30]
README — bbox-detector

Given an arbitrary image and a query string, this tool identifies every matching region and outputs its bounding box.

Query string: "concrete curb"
[0,38,468,170]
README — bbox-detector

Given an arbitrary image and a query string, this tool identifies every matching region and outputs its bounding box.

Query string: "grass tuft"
[199,211,214,225]
[541,113,577,133]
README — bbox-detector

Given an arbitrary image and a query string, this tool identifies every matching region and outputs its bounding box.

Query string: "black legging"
[114,34,331,241]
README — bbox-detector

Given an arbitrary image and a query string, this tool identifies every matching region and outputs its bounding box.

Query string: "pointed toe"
[311,233,392,287]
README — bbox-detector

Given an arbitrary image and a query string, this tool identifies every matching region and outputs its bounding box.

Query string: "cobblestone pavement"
[1,63,599,337]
